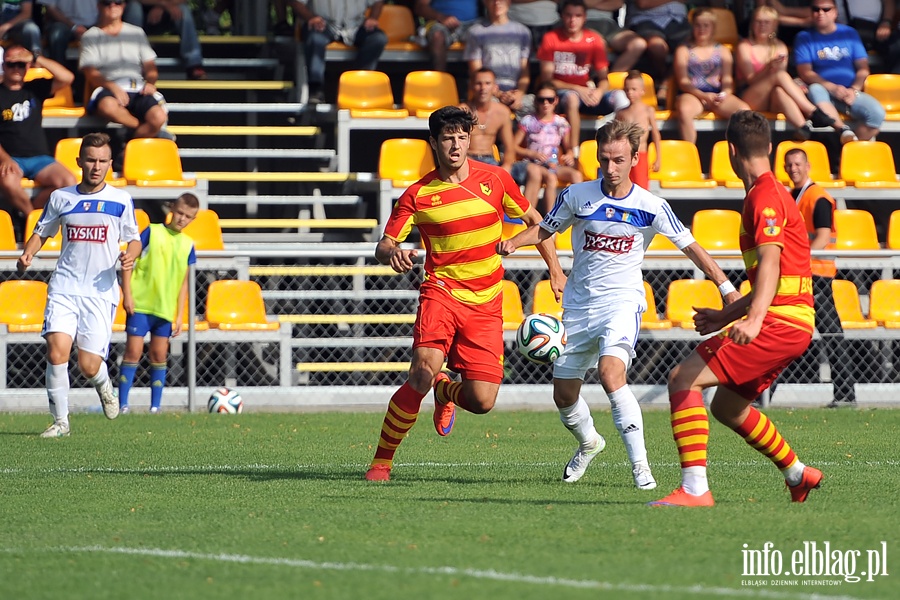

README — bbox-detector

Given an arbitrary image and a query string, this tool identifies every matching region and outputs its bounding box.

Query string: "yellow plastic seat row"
[338,68,459,118]
[863,74,900,120]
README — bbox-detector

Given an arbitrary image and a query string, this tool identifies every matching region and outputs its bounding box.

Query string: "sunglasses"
[100,0,125,6]
[3,61,28,69]
[537,96,557,104]
[811,6,833,13]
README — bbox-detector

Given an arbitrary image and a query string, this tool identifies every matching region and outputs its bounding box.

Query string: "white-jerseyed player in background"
[497,119,742,489]
[18,132,142,438]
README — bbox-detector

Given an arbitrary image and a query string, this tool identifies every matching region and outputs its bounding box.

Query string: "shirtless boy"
[614,70,661,189]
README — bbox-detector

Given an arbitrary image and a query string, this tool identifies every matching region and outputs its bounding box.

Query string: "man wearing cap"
[0,45,77,218]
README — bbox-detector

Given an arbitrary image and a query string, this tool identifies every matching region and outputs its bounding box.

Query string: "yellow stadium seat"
[54,137,126,187]
[0,280,48,332]
[864,74,900,119]
[869,279,900,328]
[135,208,150,232]
[642,281,672,329]
[379,138,435,188]
[840,141,900,188]
[709,140,743,188]
[833,209,880,250]
[25,67,85,118]
[25,209,62,251]
[123,139,197,187]
[532,279,563,319]
[888,210,900,250]
[578,140,599,180]
[739,280,752,296]
[0,210,16,250]
[689,7,739,47]
[181,209,224,251]
[337,70,408,118]
[831,279,877,329]
[648,140,717,188]
[112,286,127,332]
[378,4,419,51]
[647,234,678,252]
[666,279,722,329]
[403,71,459,118]
[501,279,525,331]
[206,280,279,330]
[607,71,657,108]
[555,228,572,250]
[692,209,741,251]
[774,140,845,188]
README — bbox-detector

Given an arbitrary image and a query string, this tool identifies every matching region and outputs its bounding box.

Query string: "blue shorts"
[125,312,173,338]
[13,155,56,179]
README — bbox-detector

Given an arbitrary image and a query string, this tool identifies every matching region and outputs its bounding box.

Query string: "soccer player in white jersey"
[497,120,742,489]
[18,132,142,438]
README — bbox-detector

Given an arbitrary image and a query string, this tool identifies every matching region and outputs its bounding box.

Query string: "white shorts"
[42,293,116,359]
[552,302,643,380]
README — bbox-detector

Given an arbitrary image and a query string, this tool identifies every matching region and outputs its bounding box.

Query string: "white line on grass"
[0,546,870,600]
[1,459,898,475]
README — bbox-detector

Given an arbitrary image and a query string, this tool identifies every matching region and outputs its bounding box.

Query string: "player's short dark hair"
[176,193,200,209]
[80,132,111,157]
[558,0,587,15]
[428,105,477,140]
[784,148,809,163]
[726,110,771,159]
[595,119,643,157]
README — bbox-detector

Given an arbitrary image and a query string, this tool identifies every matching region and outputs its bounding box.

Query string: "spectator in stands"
[613,70,660,189]
[508,0,559,52]
[750,0,812,46]
[291,0,388,104]
[465,0,533,117]
[537,0,629,147]
[584,0,648,72]
[513,81,583,213]
[39,0,99,65]
[0,0,43,58]
[459,67,517,171]
[624,0,693,106]
[833,0,900,72]
[415,0,481,72]
[0,45,77,218]
[736,6,839,140]
[124,1,207,80]
[794,0,885,142]
[673,7,749,144]
[782,147,857,408]
[80,0,174,141]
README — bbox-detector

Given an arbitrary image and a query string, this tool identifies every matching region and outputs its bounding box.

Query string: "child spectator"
[614,70,660,189]
[118,193,199,414]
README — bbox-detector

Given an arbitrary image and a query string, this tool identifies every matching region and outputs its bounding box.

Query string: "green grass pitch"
[0,408,897,600]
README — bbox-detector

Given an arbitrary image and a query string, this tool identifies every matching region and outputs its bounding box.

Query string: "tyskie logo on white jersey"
[67,225,108,243]
[583,231,634,254]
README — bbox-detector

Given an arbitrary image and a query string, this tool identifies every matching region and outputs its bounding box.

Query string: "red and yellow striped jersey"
[740,171,815,333]
[383,160,531,305]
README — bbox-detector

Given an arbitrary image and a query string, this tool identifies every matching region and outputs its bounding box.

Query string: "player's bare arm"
[375,235,418,274]
[730,244,782,344]
[16,233,50,274]
[680,242,742,305]
[694,294,752,335]
[522,206,566,300]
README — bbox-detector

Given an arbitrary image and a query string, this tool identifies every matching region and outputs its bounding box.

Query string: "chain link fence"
[1,249,899,405]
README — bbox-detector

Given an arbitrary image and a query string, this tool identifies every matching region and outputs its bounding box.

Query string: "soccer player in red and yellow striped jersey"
[365,106,566,482]
[650,111,823,507]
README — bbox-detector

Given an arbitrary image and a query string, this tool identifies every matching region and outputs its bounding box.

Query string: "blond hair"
[595,119,644,156]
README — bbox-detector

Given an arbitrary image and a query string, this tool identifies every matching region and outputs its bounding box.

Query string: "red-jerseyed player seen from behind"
[366,106,566,482]
[649,110,823,507]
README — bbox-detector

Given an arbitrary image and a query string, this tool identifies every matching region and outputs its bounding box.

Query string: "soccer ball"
[208,387,243,414]
[517,313,566,365]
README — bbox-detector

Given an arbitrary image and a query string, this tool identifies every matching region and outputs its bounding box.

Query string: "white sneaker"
[632,462,657,490]
[41,421,70,438]
[562,435,606,483]
[149,407,160,414]
[840,127,858,144]
[98,380,119,420]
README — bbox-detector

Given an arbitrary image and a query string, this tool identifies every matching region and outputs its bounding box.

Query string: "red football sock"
[370,382,426,469]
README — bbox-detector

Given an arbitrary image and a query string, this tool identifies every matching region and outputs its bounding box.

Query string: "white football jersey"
[34,184,140,305]
[541,179,695,310]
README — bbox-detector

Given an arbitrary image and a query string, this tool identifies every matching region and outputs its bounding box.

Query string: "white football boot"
[562,435,606,483]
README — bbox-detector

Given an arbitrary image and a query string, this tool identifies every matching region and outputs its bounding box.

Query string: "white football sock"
[608,385,648,466]
[87,361,110,392]
[559,395,601,449]
[47,362,70,425]
[782,460,806,486]
[682,466,709,495]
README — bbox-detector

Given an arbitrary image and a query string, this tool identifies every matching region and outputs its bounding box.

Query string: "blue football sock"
[150,363,166,410]
[118,362,138,408]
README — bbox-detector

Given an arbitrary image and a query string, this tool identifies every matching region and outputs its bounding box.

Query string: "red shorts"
[697,314,812,400]
[413,285,504,384]
[631,151,649,190]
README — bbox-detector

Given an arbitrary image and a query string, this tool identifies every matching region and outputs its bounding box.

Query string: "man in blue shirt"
[794,0,885,142]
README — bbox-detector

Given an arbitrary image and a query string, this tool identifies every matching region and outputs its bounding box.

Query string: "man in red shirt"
[537,0,628,147]
[365,105,566,482]
[650,110,823,507]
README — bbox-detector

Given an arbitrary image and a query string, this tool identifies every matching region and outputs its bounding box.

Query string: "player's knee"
[407,364,437,394]
[667,363,690,393]
[466,392,495,414]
